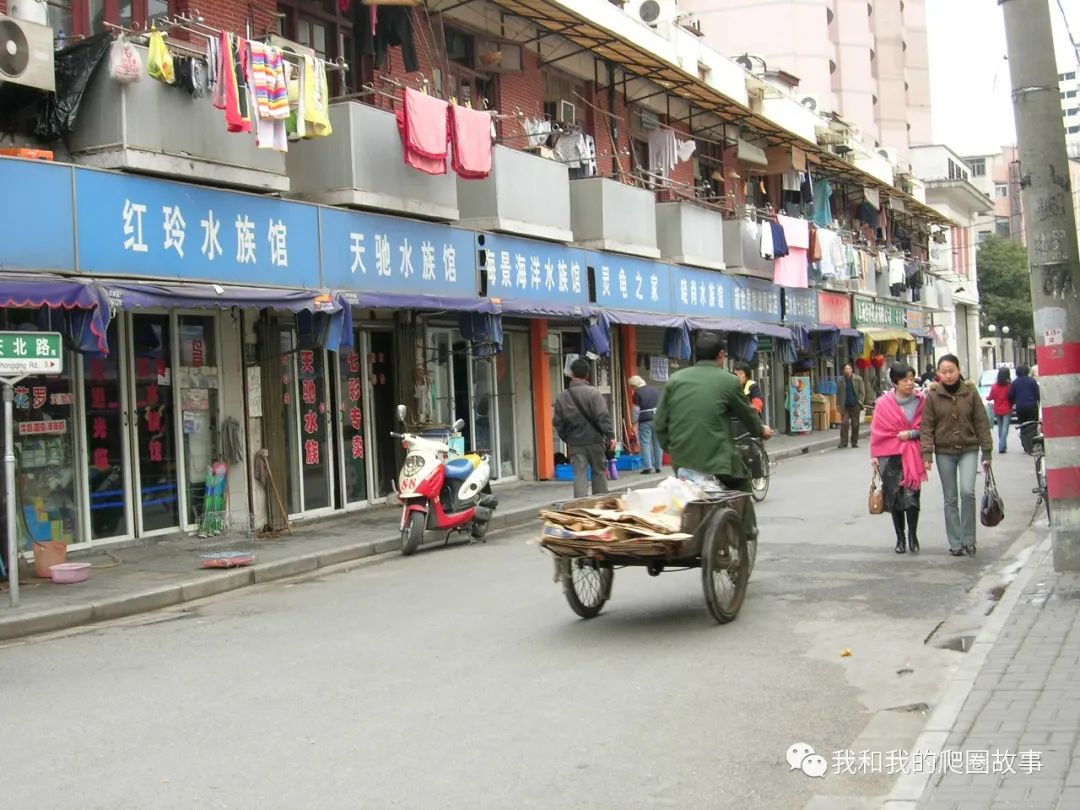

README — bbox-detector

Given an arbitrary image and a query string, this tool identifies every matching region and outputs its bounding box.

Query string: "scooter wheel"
[401,511,425,556]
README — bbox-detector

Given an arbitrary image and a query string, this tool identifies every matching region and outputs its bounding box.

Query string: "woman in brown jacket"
[920,354,994,556]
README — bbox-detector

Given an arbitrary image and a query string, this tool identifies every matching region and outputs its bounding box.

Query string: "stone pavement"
[896,536,1080,810]
[0,430,839,641]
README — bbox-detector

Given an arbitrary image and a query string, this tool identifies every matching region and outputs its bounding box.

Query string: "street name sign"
[0,332,64,376]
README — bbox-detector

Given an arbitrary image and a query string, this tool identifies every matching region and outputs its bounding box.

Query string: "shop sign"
[783,288,819,325]
[588,252,671,314]
[906,308,929,331]
[476,233,587,309]
[322,208,478,299]
[817,292,852,328]
[670,266,735,318]
[852,295,906,329]
[0,159,75,273]
[732,277,782,324]
[0,331,63,375]
[74,168,321,287]
[18,419,67,436]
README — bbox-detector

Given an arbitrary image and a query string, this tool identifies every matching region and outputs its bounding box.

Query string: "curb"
[883,531,1052,808]
[0,437,837,642]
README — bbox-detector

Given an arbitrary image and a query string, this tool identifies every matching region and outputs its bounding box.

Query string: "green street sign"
[0,331,63,375]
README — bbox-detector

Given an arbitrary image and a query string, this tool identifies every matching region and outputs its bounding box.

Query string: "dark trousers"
[840,405,862,447]
[569,444,609,498]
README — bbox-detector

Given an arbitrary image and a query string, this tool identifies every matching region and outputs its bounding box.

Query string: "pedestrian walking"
[986,367,1013,453]
[628,375,662,474]
[733,362,765,413]
[920,354,993,557]
[553,358,616,498]
[838,363,867,448]
[870,363,927,554]
[1008,364,1041,453]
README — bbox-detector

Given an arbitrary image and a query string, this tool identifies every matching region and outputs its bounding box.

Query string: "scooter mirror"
[452,418,466,433]
[396,405,407,424]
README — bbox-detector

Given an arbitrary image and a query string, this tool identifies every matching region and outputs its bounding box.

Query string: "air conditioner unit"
[8,1,47,26]
[877,146,899,166]
[799,94,821,113]
[265,34,316,61]
[0,14,54,93]
[624,0,678,27]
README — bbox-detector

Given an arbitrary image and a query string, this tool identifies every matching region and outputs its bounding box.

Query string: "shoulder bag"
[981,466,1005,527]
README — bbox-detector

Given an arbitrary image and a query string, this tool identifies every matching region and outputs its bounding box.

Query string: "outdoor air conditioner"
[877,146,899,166]
[624,0,679,27]
[0,14,54,93]
[265,34,316,61]
[799,94,821,113]
[8,1,47,25]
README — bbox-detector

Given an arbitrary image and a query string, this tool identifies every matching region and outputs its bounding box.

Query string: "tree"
[976,236,1034,345]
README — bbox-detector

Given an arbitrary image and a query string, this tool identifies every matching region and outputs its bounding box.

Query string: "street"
[0,444,1045,810]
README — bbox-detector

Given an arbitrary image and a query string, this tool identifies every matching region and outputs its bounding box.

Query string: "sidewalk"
[886,535,1080,809]
[0,430,838,641]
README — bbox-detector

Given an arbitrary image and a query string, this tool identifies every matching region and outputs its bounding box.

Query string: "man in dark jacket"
[629,375,662,474]
[553,358,616,498]
[1008,364,1041,453]
[654,332,773,545]
[839,363,868,448]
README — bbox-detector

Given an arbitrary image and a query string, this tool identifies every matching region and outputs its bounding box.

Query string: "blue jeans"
[995,414,1010,453]
[937,451,979,549]
[637,421,662,471]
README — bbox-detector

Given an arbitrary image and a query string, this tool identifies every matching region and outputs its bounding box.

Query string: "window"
[1062,71,1077,81]
[1066,91,1078,99]
[278,0,355,96]
[947,158,969,181]
[995,184,1009,198]
[977,230,992,243]
[995,219,1011,238]
[1068,125,1080,135]
[967,158,986,177]
[47,1,174,40]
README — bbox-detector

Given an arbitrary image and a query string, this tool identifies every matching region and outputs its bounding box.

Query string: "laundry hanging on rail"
[398,87,449,175]
[449,104,493,179]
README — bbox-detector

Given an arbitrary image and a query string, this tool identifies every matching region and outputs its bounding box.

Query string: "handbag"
[868,472,885,515]
[566,385,615,461]
[981,466,1005,527]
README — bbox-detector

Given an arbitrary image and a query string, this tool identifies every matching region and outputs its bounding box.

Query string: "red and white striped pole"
[1002,0,1080,570]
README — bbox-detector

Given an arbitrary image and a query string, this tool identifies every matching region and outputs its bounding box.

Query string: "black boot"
[892,511,907,554]
[906,508,920,553]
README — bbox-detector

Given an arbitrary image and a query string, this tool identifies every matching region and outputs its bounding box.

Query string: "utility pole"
[1001,0,1080,570]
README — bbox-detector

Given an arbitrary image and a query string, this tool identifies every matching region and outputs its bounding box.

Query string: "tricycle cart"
[540,491,754,624]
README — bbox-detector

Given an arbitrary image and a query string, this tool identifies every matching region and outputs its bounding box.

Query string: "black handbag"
[980,466,1005,527]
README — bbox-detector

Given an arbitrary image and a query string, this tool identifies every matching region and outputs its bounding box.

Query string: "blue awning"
[0,274,109,354]
[590,308,688,328]
[340,291,500,314]
[685,316,793,340]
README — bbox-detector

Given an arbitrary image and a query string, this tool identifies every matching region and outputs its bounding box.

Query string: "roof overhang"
[473,0,956,227]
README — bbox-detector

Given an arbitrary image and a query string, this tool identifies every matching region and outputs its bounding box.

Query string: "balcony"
[656,202,726,270]
[456,146,572,242]
[570,177,659,259]
[66,45,288,193]
[286,101,458,221]
[722,219,775,280]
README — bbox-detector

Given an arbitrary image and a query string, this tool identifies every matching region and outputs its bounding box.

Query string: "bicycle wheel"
[560,559,613,619]
[750,444,770,502]
[701,508,750,623]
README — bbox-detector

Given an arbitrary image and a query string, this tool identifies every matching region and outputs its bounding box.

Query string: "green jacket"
[654,363,765,479]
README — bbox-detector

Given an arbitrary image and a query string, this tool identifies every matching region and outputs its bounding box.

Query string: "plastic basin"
[49,562,91,584]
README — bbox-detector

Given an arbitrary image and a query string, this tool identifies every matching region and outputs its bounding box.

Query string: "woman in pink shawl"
[870,363,927,554]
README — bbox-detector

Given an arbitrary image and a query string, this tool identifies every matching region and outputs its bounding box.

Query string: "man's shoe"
[949,548,965,557]
[908,535,920,553]
[641,469,651,475]
[838,443,847,448]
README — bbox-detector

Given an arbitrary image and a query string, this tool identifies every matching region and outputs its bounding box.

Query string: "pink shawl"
[871,391,927,490]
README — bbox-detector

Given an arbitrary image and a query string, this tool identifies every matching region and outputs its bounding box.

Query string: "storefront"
[814,291,858,424]
[852,294,917,399]
[905,307,935,376]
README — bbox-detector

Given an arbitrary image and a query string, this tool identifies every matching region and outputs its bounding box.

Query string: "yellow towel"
[302,56,332,138]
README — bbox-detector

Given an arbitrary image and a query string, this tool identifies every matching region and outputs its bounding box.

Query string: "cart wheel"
[560,559,613,619]
[751,446,770,502]
[701,508,750,624]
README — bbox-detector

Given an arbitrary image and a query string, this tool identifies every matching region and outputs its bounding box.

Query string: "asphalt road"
[0,442,1045,809]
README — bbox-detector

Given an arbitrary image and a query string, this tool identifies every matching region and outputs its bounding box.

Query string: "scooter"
[392,405,499,556]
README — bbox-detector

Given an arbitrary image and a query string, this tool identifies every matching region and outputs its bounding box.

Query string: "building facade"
[1061,68,1080,157]
[0,0,951,558]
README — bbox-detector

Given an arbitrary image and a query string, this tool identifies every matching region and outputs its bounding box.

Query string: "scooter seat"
[445,458,475,480]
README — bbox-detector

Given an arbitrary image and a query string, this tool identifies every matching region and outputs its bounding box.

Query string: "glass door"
[279,327,335,516]
[336,332,369,506]
[494,339,517,479]
[128,313,181,535]
[176,315,222,529]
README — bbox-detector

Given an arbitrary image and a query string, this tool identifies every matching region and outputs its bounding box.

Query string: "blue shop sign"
[670,266,734,318]
[0,158,76,273]
[732,276,782,323]
[74,168,320,286]
[321,208,477,297]
[783,287,819,325]
[588,252,671,314]
[477,232,587,308]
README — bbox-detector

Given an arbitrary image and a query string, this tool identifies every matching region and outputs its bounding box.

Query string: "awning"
[858,326,916,342]
[591,308,688,328]
[0,274,109,354]
[340,291,500,314]
[493,298,585,318]
[685,317,793,340]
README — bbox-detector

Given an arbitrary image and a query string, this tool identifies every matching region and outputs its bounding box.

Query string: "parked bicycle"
[734,430,770,502]
[1018,419,1050,525]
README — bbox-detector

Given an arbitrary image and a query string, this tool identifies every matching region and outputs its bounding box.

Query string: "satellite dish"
[639,0,662,24]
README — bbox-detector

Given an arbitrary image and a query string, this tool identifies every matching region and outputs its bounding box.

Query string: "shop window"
[0,311,80,551]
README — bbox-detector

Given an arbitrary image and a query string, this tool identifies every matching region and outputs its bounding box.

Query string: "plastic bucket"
[33,541,67,579]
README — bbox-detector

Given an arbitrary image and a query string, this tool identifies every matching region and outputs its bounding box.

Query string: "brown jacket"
[920,380,993,462]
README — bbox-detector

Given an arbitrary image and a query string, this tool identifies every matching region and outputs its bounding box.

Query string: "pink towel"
[397,88,448,175]
[773,215,809,288]
[449,104,493,179]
